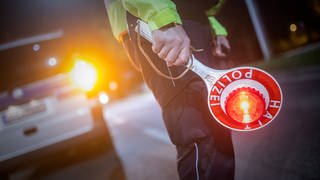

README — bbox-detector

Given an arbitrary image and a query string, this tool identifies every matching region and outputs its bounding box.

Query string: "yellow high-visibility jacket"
[105,0,227,42]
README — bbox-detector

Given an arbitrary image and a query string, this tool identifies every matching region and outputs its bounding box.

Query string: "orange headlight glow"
[70,60,97,91]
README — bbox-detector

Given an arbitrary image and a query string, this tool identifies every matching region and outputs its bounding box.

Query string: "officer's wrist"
[159,22,181,30]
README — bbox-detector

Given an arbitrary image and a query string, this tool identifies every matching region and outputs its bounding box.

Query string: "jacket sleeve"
[105,0,227,40]
[121,0,182,31]
[208,16,228,36]
[105,0,128,41]
[206,0,228,36]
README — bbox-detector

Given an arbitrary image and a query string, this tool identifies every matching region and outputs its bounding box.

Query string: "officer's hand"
[152,24,191,67]
[212,35,230,57]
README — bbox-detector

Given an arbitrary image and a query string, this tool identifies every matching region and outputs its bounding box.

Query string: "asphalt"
[104,93,178,180]
[104,73,320,180]
[5,66,320,180]
[233,67,320,180]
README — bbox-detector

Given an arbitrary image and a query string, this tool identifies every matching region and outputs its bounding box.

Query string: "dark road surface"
[105,69,320,180]
[7,66,320,180]
[233,67,320,180]
[104,93,178,180]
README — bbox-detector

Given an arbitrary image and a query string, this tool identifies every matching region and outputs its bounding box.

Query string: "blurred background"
[0,0,319,179]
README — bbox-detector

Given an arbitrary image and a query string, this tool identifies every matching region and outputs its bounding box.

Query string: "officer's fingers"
[214,45,226,57]
[164,47,181,66]
[152,31,165,53]
[157,44,172,60]
[215,42,222,52]
[152,40,164,54]
[214,42,223,57]
[222,39,231,50]
[216,36,230,50]
[173,46,190,66]
[164,38,184,63]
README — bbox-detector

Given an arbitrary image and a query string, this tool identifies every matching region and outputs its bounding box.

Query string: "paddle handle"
[135,20,224,89]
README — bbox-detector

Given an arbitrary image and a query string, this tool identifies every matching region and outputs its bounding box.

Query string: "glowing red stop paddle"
[136,20,283,131]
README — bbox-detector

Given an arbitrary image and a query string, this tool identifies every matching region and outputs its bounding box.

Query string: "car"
[0,33,116,178]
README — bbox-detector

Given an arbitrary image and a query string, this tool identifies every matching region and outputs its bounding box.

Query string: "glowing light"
[12,88,23,99]
[109,81,118,91]
[48,57,57,66]
[99,92,109,104]
[70,60,97,91]
[240,101,249,111]
[290,24,297,32]
[225,88,265,124]
[33,44,40,51]
[240,100,251,123]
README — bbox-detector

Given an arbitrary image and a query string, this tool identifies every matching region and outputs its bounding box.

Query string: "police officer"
[105,0,234,179]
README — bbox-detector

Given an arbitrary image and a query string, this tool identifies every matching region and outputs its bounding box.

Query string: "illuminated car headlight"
[70,60,97,91]
[98,91,109,104]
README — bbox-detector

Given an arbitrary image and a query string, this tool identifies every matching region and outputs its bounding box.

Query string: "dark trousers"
[123,18,235,180]
[167,80,235,180]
